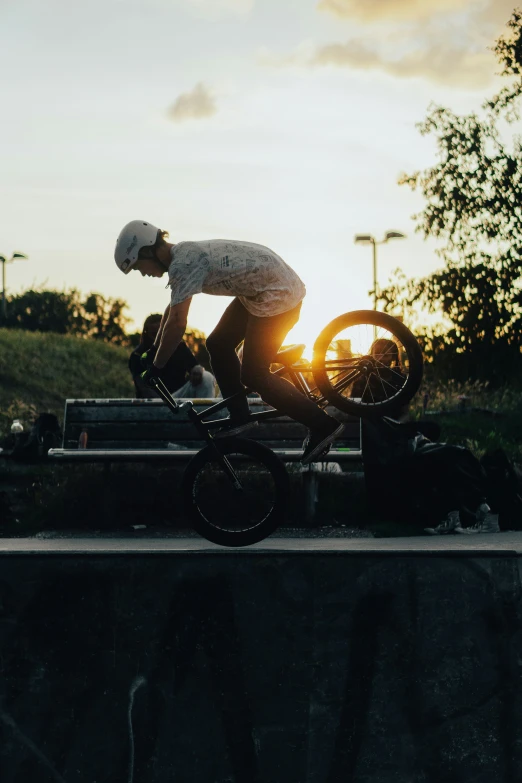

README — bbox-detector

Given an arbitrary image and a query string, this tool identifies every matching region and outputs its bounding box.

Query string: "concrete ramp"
[0,537,521,782]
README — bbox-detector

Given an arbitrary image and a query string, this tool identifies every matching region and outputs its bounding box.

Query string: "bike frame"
[149,361,329,486]
[150,361,326,439]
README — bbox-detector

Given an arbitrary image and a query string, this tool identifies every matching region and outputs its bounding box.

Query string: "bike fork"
[150,376,245,491]
[208,441,244,491]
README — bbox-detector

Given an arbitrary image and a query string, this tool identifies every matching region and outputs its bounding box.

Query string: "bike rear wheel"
[312,310,423,416]
[182,437,289,547]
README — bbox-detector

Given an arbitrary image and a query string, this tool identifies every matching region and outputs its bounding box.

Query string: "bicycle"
[148,309,423,547]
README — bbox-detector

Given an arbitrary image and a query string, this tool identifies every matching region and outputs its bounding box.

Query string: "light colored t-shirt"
[167,240,306,317]
[172,369,216,399]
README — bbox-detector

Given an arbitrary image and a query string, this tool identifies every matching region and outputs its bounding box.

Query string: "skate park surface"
[1,533,521,782]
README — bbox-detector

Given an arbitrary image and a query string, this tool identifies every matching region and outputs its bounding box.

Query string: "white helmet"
[114,220,159,274]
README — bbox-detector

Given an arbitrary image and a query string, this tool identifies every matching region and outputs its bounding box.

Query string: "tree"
[184,326,211,370]
[5,289,84,335]
[80,293,130,344]
[5,287,131,345]
[380,9,522,382]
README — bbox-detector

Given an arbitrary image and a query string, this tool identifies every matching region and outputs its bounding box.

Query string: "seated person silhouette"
[352,339,498,534]
[173,364,217,398]
[351,337,409,420]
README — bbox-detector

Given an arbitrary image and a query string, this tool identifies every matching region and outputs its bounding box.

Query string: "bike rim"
[315,318,416,411]
[191,450,279,534]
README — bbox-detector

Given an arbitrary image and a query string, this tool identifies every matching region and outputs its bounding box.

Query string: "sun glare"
[283,320,320,361]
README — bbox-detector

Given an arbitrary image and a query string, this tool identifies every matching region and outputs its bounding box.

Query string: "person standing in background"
[129,313,197,398]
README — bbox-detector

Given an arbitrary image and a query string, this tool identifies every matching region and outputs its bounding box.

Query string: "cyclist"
[114,220,343,463]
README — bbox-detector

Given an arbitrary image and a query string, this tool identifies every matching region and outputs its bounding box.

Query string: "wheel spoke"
[372,357,407,382]
[374,369,388,400]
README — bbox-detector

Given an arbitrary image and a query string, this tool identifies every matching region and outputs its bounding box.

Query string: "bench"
[48,397,362,463]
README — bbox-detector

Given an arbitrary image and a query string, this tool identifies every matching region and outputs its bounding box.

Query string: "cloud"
[478,0,521,28]
[183,0,254,17]
[312,38,496,89]
[258,41,316,68]
[317,0,473,22]
[263,0,518,89]
[167,83,217,122]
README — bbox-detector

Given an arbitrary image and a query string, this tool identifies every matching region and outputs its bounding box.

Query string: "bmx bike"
[148,309,423,547]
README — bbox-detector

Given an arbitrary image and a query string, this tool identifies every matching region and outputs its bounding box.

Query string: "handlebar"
[149,376,193,415]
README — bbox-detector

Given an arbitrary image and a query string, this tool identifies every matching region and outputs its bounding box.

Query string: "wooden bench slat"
[66,408,228,424]
[63,438,360,450]
[64,420,360,438]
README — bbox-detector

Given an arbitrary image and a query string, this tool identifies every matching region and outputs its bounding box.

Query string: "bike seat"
[274,344,306,367]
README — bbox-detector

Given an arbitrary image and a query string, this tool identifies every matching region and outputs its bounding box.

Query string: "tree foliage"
[4,288,131,345]
[3,288,211,360]
[380,9,522,382]
[184,326,211,369]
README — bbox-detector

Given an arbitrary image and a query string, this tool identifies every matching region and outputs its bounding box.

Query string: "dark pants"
[205,298,330,430]
[361,420,486,519]
[406,442,487,517]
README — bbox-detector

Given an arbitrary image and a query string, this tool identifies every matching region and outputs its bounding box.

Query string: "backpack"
[8,413,62,461]
[480,449,522,531]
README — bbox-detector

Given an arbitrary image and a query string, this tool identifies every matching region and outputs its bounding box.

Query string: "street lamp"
[0,252,28,321]
[354,230,406,311]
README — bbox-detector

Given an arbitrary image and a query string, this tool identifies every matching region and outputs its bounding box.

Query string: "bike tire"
[312,310,423,416]
[182,437,289,547]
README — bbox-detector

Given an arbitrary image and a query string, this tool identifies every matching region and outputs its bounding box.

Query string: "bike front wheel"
[181,437,289,547]
[312,310,423,416]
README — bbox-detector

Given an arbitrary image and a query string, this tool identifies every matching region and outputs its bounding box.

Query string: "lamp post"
[354,230,406,311]
[0,252,28,321]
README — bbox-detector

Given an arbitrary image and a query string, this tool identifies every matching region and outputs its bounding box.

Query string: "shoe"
[424,510,463,535]
[301,421,345,464]
[455,503,500,534]
[214,414,259,439]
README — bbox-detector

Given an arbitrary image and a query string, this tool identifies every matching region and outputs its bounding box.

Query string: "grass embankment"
[0,328,133,437]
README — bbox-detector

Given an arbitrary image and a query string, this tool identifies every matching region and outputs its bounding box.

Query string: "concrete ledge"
[47,447,362,462]
[0,532,520,554]
[1,539,521,782]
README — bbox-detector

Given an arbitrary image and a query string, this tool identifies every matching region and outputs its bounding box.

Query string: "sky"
[0,0,518,351]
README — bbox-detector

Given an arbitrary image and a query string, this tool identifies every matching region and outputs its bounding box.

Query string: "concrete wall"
[0,551,521,782]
